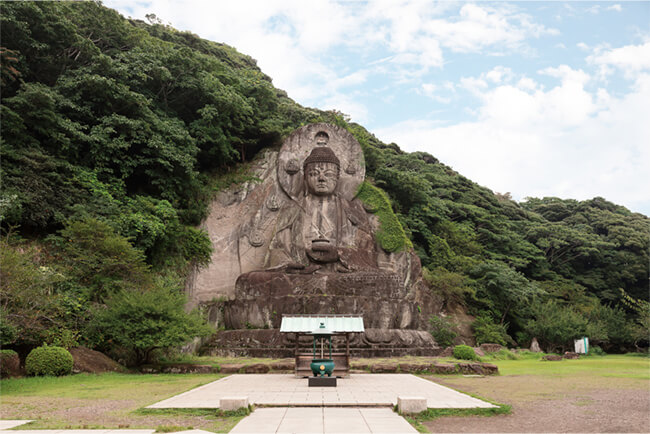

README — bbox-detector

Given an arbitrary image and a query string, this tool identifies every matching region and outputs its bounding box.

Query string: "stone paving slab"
[229,407,417,433]
[147,374,495,409]
[0,421,34,430]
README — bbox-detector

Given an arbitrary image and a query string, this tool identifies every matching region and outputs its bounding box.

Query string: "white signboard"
[574,337,589,354]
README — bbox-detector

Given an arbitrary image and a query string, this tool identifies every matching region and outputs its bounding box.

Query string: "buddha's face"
[305,162,339,196]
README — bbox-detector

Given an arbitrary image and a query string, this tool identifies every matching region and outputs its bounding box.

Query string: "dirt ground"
[425,374,650,433]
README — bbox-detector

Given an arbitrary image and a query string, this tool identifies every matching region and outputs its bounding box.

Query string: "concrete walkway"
[229,407,417,433]
[148,374,495,409]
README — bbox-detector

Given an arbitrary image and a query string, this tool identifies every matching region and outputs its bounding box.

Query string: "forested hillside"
[1,2,647,360]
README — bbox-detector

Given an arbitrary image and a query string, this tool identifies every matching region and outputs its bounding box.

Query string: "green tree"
[525,300,588,353]
[0,241,66,346]
[52,218,153,301]
[87,285,212,365]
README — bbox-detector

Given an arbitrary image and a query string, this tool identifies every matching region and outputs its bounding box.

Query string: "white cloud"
[104,0,558,114]
[607,4,622,12]
[424,3,559,53]
[588,41,650,79]
[419,83,452,103]
[374,68,650,214]
[485,66,515,84]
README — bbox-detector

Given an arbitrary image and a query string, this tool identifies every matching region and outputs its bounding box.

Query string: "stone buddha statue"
[265,145,376,274]
[189,123,435,331]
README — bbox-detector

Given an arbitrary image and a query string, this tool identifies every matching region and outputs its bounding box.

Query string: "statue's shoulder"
[343,196,370,227]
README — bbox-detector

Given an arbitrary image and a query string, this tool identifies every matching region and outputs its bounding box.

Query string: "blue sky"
[104,1,650,215]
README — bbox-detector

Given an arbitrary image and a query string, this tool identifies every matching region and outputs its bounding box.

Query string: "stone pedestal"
[398,396,427,414]
[309,377,337,387]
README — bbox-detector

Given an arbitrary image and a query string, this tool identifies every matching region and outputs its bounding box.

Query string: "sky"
[103,0,650,215]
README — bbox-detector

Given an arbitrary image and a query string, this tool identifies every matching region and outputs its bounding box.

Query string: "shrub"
[453,344,479,361]
[429,316,457,348]
[87,284,213,365]
[587,345,606,356]
[25,345,73,376]
[485,348,519,360]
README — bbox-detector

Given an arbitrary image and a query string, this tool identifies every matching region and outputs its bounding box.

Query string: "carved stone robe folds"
[265,194,377,271]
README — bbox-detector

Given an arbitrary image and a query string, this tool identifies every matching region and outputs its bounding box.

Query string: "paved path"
[148,374,495,409]
[229,407,417,433]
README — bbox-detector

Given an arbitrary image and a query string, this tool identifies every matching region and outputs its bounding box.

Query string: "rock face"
[188,123,442,356]
[202,328,441,358]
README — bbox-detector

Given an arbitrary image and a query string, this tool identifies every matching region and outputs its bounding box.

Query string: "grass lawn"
[0,373,245,432]
[417,353,650,433]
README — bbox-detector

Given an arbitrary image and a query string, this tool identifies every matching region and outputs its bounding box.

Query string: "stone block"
[219,363,246,373]
[244,363,270,373]
[220,396,249,411]
[431,363,457,374]
[397,396,427,414]
[398,363,430,373]
[270,359,294,370]
[371,362,397,373]
[481,363,499,375]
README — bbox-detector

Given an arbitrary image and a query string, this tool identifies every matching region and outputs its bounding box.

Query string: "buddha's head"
[303,146,340,196]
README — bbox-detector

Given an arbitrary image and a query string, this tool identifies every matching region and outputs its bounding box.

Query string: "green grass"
[490,354,650,378]
[156,354,290,367]
[0,372,223,400]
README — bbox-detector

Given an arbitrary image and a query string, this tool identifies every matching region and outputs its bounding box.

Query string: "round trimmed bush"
[453,344,479,361]
[25,345,73,376]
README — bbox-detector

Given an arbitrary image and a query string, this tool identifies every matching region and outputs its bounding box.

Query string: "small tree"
[87,284,212,365]
[429,315,457,348]
[472,314,512,346]
[525,300,587,353]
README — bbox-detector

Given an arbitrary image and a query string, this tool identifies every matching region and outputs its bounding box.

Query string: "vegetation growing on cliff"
[1,2,647,357]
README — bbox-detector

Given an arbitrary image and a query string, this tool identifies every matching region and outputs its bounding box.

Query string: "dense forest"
[1,2,647,363]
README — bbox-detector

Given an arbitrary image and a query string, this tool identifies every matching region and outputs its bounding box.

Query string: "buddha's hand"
[307,243,339,263]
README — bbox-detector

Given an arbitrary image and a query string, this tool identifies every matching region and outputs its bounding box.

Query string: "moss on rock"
[356,181,412,253]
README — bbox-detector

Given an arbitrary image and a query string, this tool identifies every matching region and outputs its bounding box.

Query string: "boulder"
[563,351,580,360]
[479,343,503,353]
[69,347,125,374]
[542,354,562,361]
[530,337,542,352]
[472,347,485,357]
